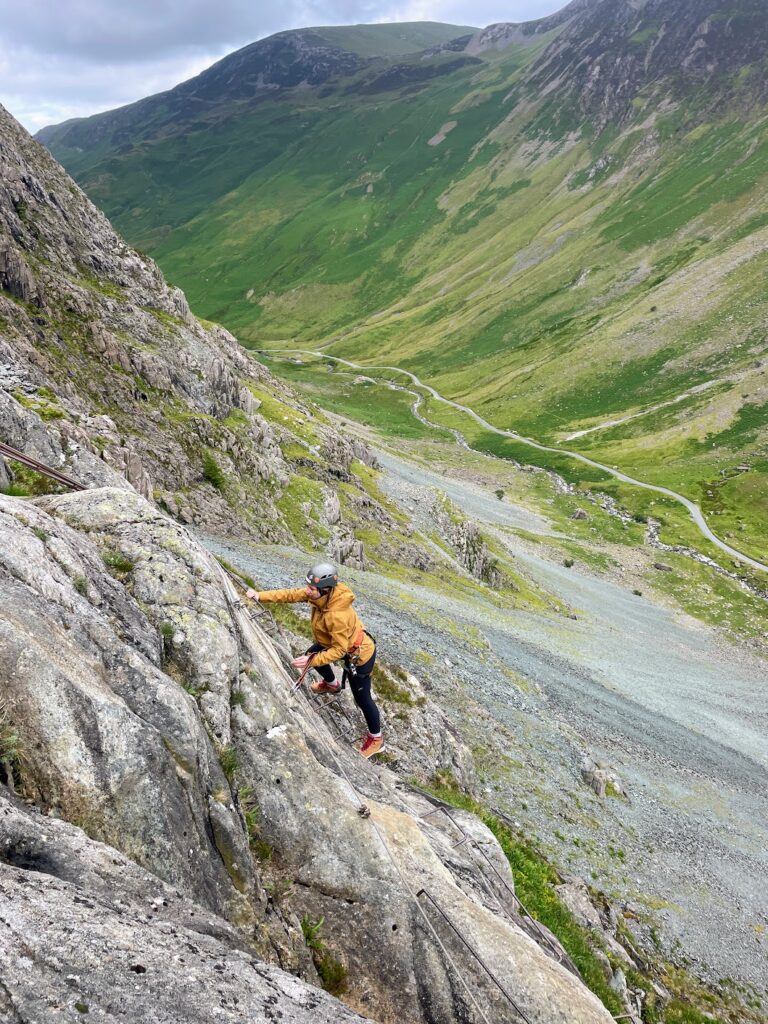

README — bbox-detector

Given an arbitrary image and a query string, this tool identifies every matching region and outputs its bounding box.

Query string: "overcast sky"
[0,0,564,133]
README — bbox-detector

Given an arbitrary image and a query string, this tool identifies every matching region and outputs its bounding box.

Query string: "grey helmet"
[306,561,339,591]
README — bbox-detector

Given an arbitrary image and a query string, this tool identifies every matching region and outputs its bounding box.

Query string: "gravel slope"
[201,446,768,996]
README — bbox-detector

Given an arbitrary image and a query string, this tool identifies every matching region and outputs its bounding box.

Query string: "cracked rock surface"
[0,487,614,1023]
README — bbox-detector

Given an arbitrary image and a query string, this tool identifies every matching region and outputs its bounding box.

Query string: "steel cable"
[221,565,542,1024]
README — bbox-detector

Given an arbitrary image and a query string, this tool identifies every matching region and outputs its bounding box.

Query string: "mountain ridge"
[35,22,477,149]
[35,0,768,565]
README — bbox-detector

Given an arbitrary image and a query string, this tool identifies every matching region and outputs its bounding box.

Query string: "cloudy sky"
[0,0,563,133]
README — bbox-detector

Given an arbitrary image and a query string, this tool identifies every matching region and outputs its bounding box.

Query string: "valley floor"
[202,438,768,1002]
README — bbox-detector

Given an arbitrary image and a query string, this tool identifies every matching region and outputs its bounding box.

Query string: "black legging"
[308,644,381,734]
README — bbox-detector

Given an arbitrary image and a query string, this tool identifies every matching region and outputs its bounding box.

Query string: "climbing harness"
[340,628,375,688]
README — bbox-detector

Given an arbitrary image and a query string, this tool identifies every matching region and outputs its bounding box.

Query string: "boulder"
[556,882,604,932]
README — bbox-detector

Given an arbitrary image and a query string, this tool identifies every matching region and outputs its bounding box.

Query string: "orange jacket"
[258,583,375,668]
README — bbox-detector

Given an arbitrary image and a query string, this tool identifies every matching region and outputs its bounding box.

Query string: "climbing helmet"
[306,561,339,591]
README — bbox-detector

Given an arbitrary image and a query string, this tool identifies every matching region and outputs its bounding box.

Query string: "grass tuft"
[102,548,135,573]
[0,698,24,790]
[202,449,226,491]
[372,663,426,707]
[218,744,238,781]
[301,915,349,996]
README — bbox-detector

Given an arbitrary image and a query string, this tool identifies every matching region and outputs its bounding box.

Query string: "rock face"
[0,492,254,921]
[0,101,385,556]
[465,0,596,54]
[0,792,368,1024]
[464,0,768,127]
[0,487,615,1023]
[0,100,274,528]
[520,0,768,127]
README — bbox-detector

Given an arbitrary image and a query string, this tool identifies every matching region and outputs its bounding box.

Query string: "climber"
[246,562,384,758]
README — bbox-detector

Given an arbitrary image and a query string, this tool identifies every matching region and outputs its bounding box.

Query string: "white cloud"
[1,46,229,132]
[0,0,565,132]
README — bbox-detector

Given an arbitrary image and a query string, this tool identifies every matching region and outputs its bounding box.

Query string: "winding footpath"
[268,349,768,575]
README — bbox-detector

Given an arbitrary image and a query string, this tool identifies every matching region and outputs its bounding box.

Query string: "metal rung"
[420,805,468,847]
[312,694,344,711]
[312,695,356,730]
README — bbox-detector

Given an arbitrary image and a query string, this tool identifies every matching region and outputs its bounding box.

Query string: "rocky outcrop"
[465,0,595,54]
[330,525,366,569]
[432,494,507,588]
[0,103,386,548]
[0,487,615,1023]
[580,756,628,799]
[0,792,367,1024]
[0,239,42,305]
[522,0,768,128]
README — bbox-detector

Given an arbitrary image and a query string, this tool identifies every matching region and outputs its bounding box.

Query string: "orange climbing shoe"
[311,678,341,695]
[359,733,384,759]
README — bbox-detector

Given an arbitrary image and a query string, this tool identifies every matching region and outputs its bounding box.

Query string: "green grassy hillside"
[311,22,476,56]
[42,5,768,564]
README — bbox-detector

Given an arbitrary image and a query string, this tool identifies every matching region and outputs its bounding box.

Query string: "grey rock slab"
[0,863,367,1024]
[38,487,241,743]
[0,493,253,921]
[0,790,246,948]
